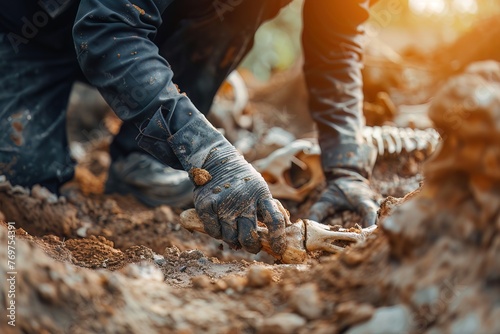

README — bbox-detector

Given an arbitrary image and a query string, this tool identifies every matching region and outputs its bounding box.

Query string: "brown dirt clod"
[191,168,212,186]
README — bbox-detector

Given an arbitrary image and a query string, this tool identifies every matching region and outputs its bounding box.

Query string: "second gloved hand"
[309,170,380,227]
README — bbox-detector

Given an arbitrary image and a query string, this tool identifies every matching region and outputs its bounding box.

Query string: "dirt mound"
[2,59,499,333]
[0,126,437,333]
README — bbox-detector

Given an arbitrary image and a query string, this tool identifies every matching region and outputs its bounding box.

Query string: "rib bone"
[179,208,377,264]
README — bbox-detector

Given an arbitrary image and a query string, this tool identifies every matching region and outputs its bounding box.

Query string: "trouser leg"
[158,0,292,114]
[109,121,144,161]
[303,0,375,179]
[0,35,80,193]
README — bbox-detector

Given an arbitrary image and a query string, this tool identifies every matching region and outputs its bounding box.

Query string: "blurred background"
[241,0,500,80]
[67,0,500,201]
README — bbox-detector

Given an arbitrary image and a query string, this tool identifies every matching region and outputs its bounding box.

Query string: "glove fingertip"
[220,220,242,250]
[361,211,377,227]
[308,202,332,224]
[199,211,222,239]
[270,235,287,256]
[237,217,262,254]
[258,198,287,255]
[358,200,379,227]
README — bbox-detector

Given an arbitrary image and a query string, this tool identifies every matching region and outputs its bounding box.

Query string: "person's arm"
[73,0,287,254]
[73,0,187,168]
[73,0,180,122]
[302,0,380,226]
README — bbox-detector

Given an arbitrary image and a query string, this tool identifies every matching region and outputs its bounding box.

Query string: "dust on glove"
[138,103,287,255]
[169,116,287,254]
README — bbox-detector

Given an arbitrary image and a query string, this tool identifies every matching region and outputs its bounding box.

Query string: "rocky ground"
[0,151,413,334]
[2,28,500,331]
[2,116,498,333]
[0,107,429,334]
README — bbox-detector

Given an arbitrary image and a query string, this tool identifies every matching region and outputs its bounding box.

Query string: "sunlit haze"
[409,0,478,14]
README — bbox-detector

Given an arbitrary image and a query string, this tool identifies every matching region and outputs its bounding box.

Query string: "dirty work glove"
[137,102,287,255]
[309,170,380,227]
[170,116,287,254]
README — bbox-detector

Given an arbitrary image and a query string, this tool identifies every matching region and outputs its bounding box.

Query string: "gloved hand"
[137,103,287,255]
[170,116,287,254]
[309,170,380,227]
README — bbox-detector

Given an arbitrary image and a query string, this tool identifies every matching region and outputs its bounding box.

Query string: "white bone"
[363,126,440,156]
[382,125,397,154]
[226,71,251,129]
[304,220,378,254]
[253,139,324,202]
[254,128,440,202]
[179,208,378,264]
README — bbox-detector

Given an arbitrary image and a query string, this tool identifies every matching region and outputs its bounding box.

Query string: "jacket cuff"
[320,142,376,180]
[167,116,227,173]
[136,107,183,170]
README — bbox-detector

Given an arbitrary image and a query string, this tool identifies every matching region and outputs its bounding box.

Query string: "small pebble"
[31,184,58,204]
[180,249,205,261]
[213,279,228,292]
[247,265,273,288]
[191,275,211,290]
[346,305,411,334]
[289,283,323,320]
[336,301,375,327]
[259,313,306,334]
[153,254,166,266]
[154,206,175,222]
[223,275,247,293]
[37,283,58,304]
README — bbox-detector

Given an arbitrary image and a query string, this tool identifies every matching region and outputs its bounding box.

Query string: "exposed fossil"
[180,202,377,264]
[253,139,324,202]
[363,126,440,156]
[253,126,440,202]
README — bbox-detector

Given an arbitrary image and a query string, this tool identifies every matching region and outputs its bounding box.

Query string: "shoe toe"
[106,153,194,208]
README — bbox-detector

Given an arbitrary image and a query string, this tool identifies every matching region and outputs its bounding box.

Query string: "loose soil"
[2,20,500,331]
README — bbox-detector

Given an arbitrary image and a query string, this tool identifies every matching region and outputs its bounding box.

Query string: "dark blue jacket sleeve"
[73,0,192,123]
[303,0,374,178]
[73,0,201,169]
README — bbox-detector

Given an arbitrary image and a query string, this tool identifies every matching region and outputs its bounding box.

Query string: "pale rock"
[154,205,175,222]
[411,286,439,307]
[450,313,480,334]
[120,262,164,281]
[289,283,323,320]
[259,313,306,334]
[336,301,375,327]
[346,305,412,334]
[191,275,212,290]
[31,184,58,204]
[247,265,273,288]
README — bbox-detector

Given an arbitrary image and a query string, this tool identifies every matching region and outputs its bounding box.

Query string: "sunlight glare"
[452,0,478,13]
[410,0,478,15]
[409,0,446,14]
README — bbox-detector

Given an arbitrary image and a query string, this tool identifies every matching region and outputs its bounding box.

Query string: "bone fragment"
[180,209,377,264]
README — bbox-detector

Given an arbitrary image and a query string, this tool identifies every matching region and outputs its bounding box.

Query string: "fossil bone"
[363,126,440,156]
[253,139,324,202]
[227,71,252,129]
[253,127,440,202]
[211,71,251,129]
[180,205,377,264]
[209,71,251,143]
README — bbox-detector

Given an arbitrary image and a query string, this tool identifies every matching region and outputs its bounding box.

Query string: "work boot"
[105,152,193,208]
